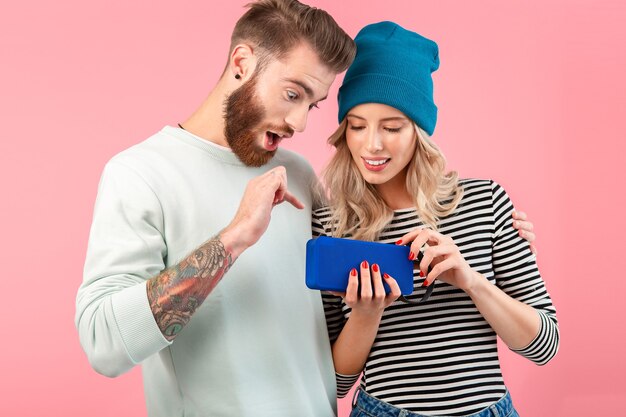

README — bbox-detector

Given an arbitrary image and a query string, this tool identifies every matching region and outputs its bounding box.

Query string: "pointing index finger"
[282,191,304,209]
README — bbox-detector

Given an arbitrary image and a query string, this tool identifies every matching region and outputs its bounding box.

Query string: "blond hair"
[229,0,355,74]
[321,120,463,241]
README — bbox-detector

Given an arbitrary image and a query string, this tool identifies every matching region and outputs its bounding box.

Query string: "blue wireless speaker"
[305,236,415,295]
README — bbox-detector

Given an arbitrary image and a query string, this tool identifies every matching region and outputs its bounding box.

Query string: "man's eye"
[287,91,298,100]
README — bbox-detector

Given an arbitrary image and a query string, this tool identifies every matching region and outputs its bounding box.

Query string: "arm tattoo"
[147,234,234,341]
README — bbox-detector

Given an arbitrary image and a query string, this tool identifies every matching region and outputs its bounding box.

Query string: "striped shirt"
[312,179,559,416]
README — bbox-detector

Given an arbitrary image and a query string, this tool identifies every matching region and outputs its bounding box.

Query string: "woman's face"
[345,103,417,194]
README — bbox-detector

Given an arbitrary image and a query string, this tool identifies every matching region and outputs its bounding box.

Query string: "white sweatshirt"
[76,126,336,417]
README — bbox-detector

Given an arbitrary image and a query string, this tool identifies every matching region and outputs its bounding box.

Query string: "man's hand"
[512,210,536,254]
[222,166,304,258]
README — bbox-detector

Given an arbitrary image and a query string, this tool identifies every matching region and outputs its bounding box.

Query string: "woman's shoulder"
[445,178,499,214]
[458,177,493,189]
[458,177,512,190]
[458,178,514,200]
[456,178,506,199]
[452,178,517,217]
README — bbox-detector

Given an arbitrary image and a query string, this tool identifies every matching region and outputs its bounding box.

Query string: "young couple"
[77,1,558,416]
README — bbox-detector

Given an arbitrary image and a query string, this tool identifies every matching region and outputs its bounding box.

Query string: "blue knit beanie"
[338,21,440,136]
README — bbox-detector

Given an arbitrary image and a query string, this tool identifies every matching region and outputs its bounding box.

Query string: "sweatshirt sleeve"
[490,180,560,365]
[75,161,171,377]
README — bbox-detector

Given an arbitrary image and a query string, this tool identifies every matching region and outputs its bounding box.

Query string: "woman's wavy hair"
[320,119,463,241]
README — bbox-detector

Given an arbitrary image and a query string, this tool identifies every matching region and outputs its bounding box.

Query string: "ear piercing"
[235,74,241,80]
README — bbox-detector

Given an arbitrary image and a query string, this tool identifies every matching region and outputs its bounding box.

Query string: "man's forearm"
[147,234,235,341]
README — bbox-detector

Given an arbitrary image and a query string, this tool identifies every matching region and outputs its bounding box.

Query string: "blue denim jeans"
[349,389,520,417]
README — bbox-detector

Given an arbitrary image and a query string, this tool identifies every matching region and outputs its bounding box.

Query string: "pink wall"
[1,0,624,415]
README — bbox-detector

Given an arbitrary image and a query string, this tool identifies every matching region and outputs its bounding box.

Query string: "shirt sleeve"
[75,161,171,377]
[490,180,560,365]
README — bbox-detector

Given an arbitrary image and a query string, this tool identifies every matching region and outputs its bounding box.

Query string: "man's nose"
[285,105,309,133]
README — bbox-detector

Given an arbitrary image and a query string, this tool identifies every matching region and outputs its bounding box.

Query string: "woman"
[313,21,559,416]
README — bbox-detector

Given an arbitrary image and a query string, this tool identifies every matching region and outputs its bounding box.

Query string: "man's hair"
[230,0,355,73]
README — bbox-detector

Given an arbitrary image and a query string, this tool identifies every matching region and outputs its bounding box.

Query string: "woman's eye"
[349,125,365,131]
[384,127,402,133]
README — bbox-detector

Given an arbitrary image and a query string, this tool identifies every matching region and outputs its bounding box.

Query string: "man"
[76,1,354,416]
[76,1,536,416]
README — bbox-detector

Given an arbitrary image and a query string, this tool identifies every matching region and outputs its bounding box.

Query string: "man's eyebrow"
[285,78,327,101]
[286,79,313,97]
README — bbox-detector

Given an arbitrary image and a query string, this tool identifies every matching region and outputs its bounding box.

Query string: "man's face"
[224,43,336,167]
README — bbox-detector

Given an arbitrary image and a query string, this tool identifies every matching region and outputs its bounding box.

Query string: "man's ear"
[230,44,258,81]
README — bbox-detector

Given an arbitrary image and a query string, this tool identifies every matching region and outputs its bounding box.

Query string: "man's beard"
[223,74,293,167]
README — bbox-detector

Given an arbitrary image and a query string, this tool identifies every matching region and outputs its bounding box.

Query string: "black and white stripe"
[313,179,559,416]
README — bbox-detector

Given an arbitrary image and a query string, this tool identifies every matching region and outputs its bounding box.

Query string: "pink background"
[1,0,624,415]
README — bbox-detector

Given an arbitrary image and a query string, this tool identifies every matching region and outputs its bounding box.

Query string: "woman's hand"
[398,229,480,293]
[331,261,402,318]
[329,261,402,376]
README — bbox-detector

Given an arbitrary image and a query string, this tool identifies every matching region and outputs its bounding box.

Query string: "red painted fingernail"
[361,260,368,268]
[350,268,357,276]
[419,270,425,278]
[409,252,415,260]
[395,239,403,245]
[422,279,429,287]
[372,264,379,272]
[383,273,390,279]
